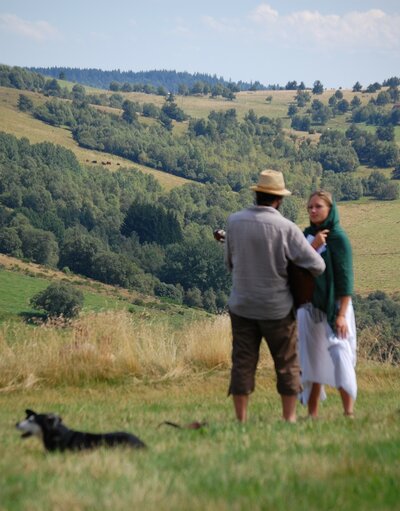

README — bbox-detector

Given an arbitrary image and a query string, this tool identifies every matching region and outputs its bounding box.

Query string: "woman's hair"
[307,190,333,208]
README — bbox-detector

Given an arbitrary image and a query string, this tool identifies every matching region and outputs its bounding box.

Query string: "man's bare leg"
[233,395,249,422]
[281,394,297,423]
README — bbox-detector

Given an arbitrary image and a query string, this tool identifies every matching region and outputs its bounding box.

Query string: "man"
[225,169,325,423]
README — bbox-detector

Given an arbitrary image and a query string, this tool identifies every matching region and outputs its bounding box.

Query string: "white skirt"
[297,301,357,405]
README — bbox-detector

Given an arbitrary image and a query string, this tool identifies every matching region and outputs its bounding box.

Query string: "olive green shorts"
[228,310,301,396]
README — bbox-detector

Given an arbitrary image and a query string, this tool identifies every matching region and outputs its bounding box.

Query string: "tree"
[72,84,86,101]
[350,96,361,109]
[184,287,203,308]
[43,78,61,97]
[337,99,350,114]
[352,81,362,92]
[285,81,298,90]
[18,94,33,112]
[296,90,311,107]
[366,82,381,93]
[19,227,59,267]
[312,80,324,94]
[30,282,84,319]
[59,228,103,277]
[0,227,22,256]
[109,81,120,91]
[122,100,138,124]
[291,114,311,132]
[122,202,182,246]
[161,96,187,121]
[376,125,395,142]
[311,100,331,124]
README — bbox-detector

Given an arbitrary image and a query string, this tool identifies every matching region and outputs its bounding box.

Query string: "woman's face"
[307,195,331,226]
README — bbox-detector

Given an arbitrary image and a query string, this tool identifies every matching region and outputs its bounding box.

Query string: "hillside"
[0,253,209,327]
[0,66,399,312]
[0,87,188,190]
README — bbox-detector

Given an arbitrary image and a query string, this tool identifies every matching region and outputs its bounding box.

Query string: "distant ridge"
[27,67,268,93]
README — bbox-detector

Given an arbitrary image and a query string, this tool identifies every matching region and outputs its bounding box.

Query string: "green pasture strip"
[338,200,400,295]
[0,268,125,320]
[0,267,207,328]
[0,365,398,511]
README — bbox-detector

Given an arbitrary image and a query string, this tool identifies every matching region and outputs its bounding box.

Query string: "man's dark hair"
[255,191,283,206]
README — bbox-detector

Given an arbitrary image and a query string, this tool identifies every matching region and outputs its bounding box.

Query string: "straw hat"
[250,169,291,196]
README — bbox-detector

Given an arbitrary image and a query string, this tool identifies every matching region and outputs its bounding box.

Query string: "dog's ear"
[45,414,62,428]
[25,409,36,417]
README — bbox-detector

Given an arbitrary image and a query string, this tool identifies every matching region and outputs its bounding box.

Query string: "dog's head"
[16,409,63,439]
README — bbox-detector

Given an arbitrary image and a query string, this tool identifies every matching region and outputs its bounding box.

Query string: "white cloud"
[201,15,241,34]
[0,13,60,42]
[246,4,400,50]
[249,4,278,24]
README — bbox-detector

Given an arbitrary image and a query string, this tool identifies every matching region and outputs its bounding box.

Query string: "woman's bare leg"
[339,388,354,416]
[308,383,322,418]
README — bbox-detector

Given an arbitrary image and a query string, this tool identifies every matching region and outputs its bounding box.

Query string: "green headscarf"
[304,201,354,331]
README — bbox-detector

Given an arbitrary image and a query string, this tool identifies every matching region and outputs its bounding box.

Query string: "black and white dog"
[16,409,146,452]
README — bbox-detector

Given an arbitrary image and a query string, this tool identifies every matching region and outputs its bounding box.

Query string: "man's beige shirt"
[225,206,326,320]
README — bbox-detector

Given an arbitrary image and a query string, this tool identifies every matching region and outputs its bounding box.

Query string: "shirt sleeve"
[224,226,233,272]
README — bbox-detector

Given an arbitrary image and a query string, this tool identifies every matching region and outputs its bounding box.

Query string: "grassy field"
[337,200,400,294]
[0,364,398,511]
[0,308,398,510]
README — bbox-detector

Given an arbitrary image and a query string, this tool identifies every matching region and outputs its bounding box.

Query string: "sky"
[0,0,399,89]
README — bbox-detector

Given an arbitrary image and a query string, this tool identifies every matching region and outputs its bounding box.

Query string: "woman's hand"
[335,314,349,339]
[311,229,329,250]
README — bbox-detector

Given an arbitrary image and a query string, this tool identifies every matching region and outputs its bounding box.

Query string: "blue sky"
[1,0,399,88]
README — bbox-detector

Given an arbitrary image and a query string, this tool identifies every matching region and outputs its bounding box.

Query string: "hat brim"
[250,185,292,196]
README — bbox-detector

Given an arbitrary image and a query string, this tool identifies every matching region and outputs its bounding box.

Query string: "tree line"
[27,66,267,94]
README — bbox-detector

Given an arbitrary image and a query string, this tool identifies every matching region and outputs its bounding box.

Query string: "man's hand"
[213,229,226,243]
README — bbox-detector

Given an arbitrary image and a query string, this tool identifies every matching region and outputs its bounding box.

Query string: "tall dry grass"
[2,309,388,392]
[0,312,239,390]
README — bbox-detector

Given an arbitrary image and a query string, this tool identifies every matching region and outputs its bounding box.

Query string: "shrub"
[354,292,400,364]
[30,282,84,318]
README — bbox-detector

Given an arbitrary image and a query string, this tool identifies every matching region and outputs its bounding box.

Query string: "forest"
[27,66,267,94]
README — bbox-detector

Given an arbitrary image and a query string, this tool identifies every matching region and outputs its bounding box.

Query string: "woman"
[298,190,357,418]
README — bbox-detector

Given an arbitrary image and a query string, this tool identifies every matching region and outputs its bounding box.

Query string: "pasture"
[0,309,398,511]
[0,87,188,190]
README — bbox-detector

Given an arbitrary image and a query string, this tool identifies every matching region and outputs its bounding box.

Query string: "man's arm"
[287,226,326,277]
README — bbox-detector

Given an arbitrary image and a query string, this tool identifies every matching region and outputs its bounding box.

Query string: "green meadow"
[0,366,398,511]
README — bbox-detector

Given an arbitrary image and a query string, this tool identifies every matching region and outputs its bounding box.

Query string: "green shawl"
[304,201,354,331]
